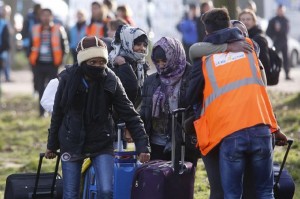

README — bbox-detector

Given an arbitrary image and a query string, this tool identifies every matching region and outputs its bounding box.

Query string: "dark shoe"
[285,76,293,80]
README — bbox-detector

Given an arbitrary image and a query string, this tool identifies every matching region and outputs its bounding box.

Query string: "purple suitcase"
[131,108,196,199]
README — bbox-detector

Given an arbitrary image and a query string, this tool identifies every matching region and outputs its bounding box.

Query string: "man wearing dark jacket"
[266,4,290,80]
[45,36,150,199]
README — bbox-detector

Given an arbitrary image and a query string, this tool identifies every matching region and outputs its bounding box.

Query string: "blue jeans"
[219,125,274,199]
[61,154,114,199]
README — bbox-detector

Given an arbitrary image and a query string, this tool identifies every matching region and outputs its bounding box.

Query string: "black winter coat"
[47,65,150,159]
[140,64,192,135]
[110,56,149,109]
[248,25,271,74]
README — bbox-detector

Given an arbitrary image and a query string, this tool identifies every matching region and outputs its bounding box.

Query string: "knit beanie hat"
[133,34,148,46]
[152,46,166,61]
[76,36,108,65]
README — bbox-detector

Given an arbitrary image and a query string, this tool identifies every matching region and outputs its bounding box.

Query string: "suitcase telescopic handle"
[32,152,61,199]
[274,139,293,186]
[171,108,186,174]
[116,122,126,152]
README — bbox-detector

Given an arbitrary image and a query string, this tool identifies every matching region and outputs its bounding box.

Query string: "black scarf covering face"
[60,63,106,122]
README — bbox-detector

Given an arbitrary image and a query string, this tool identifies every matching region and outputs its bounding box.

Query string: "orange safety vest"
[86,23,105,38]
[29,24,63,67]
[194,38,279,156]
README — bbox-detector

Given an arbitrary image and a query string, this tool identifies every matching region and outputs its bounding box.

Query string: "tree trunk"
[213,0,238,20]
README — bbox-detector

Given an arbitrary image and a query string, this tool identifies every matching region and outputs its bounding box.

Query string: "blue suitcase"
[82,166,97,199]
[113,123,139,199]
[82,123,138,199]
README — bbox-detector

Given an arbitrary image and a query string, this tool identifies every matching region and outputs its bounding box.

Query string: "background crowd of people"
[0,1,295,198]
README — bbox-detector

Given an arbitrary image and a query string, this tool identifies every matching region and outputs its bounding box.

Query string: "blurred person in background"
[0,4,13,82]
[196,1,213,42]
[103,18,127,53]
[29,8,68,117]
[106,18,127,39]
[177,3,198,63]
[103,0,117,19]
[21,3,41,56]
[21,3,41,94]
[266,4,290,80]
[245,0,263,26]
[0,4,10,83]
[86,1,110,38]
[116,5,135,26]
[239,9,271,83]
[69,10,87,63]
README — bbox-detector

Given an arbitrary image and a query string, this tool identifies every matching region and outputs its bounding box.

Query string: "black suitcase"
[243,139,295,199]
[131,108,196,199]
[274,139,295,199]
[4,153,62,199]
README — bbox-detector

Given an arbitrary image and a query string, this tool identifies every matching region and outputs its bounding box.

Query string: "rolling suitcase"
[4,152,62,199]
[131,108,196,199]
[82,123,138,199]
[114,122,139,199]
[274,139,295,199]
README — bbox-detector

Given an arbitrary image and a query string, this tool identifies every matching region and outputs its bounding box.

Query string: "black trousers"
[34,63,58,116]
[275,41,289,78]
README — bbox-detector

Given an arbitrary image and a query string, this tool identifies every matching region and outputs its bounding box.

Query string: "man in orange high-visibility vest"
[29,8,68,117]
[187,8,287,199]
[86,1,110,38]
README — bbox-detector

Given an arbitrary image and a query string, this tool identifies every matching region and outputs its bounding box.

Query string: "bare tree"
[214,0,238,19]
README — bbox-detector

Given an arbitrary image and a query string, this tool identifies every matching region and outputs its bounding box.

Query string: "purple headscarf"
[151,37,186,117]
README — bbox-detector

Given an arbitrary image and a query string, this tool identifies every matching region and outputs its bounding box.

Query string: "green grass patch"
[0,91,299,198]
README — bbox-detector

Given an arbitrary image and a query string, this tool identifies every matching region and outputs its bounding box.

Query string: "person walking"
[69,10,87,63]
[196,1,213,42]
[29,8,69,117]
[177,3,198,63]
[188,8,287,199]
[45,36,150,199]
[86,1,110,38]
[140,36,199,164]
[267,4,290,80]
[0,5,10,83]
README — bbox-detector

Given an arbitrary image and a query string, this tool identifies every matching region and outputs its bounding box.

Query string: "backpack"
[266,46,282,86]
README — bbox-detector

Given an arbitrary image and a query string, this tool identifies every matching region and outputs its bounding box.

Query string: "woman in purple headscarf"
[140,37,199,164]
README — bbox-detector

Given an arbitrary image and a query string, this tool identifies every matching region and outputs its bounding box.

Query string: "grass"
[0,91,299,198]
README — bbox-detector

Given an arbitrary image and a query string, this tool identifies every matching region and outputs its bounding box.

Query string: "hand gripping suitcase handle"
[274,139,293,186]
[32,152,61,199]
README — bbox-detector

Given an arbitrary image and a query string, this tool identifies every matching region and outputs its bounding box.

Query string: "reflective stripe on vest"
[29,24,63,66]
[200,52,265,116]
[194,39,279,156]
